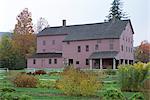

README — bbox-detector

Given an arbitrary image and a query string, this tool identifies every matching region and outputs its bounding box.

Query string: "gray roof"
[89,51,118,59]
[29,53,62,58]
[37,20,132,41]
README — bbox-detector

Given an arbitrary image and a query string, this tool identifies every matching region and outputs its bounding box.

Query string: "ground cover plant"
[0,63,149,100]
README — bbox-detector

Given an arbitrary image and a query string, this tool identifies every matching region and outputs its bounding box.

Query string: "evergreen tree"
[107,0,127,21]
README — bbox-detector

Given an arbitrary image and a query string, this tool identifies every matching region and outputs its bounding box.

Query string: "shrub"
[103,88,126,100]
[37,80,56,88]
[118,62,150,92]
[129,93,145,100]
[56,66,101,96]
[0,87,16,92]
[33,70,46,75]
[20,94,32,100]
[12,74,38,87]
[104,69,117,75]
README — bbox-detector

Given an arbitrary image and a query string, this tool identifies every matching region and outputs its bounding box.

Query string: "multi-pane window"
[49,59,51,64]
[43,40,46,45]
[86,45,89,52]
[121,45,123,51]
[86,59,89,65]
[33,59,36,64]
[43,49,46,52]
[109,44,114,50]
[67,41,70,44]
[54,59,57,64]
[78,46,81,52]
[95,44,99,50]
[126,46,128,52]
[52,40,55,45]
[76,61,79,64]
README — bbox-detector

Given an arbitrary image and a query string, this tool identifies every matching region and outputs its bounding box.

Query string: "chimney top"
[62,19,66,27]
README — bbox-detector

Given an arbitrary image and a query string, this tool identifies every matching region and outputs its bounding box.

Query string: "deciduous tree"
[135,40,150,63]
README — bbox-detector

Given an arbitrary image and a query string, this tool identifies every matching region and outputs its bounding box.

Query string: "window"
[95,44,99,50]
[86,45,89,52]
[97,40,101,43]
[43,49,46,52]
[54,59,57,64]
[76,61,79,64]
[43,40,46,45]
[49,59,51,64]
[52,40,55,45]
[126,46,128,52]
[121,45,123,51]
[33,59,36,64]
[67,41,70,44]
[86,59,89,65]
[126,37,128,42]
[109,44,114,50]
[78,46,81,52]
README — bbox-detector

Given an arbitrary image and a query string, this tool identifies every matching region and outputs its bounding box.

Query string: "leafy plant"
[56,66,101,96]
[37,80,56,88]
[103,87,126,100]
[0,87,16,92]
[129,93,145,100]
[12,73,38,87]
[118,62,150,92]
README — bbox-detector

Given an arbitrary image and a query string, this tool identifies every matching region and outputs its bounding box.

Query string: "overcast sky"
[0,0,149,46]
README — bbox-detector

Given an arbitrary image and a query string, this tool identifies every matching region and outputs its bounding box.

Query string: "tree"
[135,40,150,63]
[107,0,127,21]
[34,17,49,33]
[0,34,22,69]
[13,8,36,68]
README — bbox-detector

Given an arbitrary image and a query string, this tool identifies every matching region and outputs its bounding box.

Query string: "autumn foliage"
[135,41,150,63]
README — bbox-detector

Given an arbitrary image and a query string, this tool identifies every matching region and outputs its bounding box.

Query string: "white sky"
[0,0,149,46]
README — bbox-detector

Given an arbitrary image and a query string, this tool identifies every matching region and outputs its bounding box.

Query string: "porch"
[89,51,133,69]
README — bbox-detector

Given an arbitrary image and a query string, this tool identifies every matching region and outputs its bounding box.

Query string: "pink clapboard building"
[27,19,134,69]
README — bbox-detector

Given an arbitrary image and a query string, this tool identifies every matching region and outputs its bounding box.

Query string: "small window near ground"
[43,49,46,52]
[49,59,51,64]
[54,59,57,64]
[86,59,89,65]
[76,61,79,64]
[33,59,36,64]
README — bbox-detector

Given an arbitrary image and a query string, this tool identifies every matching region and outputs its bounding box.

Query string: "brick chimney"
[62,19,66,27]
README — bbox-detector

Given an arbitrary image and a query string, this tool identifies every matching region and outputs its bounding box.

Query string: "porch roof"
[89,51,118,59]
[28,53,62,58]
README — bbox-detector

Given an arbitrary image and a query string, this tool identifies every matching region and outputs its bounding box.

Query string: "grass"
[0,70,144,100]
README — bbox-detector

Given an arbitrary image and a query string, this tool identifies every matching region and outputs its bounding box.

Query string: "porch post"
[100,59,103,69]
[119,59,121,65]
[127,60,129,65]
[89,59,92,70]
[123,59,125,65]
[113,58,116,69]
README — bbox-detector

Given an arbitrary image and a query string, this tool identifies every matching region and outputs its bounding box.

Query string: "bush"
[56,66,101,96]
[12,74,38,87]
[129,93,145,100]
[37,80,56,88]
[104,69,117,75]
[103,88,126,100]
[0,87,16,92]
[33,70,47,75]
[118,62,150,92]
